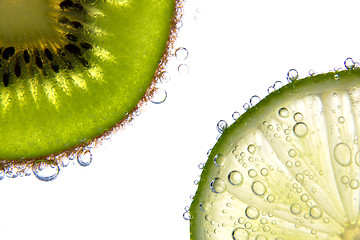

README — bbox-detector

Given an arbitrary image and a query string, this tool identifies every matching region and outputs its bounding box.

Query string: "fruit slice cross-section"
[0,0,180,160]
[190,69,360,240]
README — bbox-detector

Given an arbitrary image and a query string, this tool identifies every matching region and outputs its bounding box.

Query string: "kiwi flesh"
[0,0,181,166]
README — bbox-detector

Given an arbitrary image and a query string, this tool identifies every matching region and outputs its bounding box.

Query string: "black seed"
[70,21,83,29]
[44,48,54,61]
[66,34,78,42]
[15,63,21,77]
[65,44,81,55]
[3,73,9,87]
[73,3,84,11]
[80,42,92,49]
[2,47,15,60]
[35,56,43,69]
[23,50,30,63]
[60,0,74,9]
[51,63,60,73]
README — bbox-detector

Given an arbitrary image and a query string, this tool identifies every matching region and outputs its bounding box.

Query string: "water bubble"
[334,143,351,166]
[293,112,303,122]
[216,120,228,133]
[32,161,60,182]
[175,47,189,60]
[267,86,275,94]
[210,178,227,193]
[278,108,289,118]
[245,206,260,219]
[349,179,360,189]
[232,227,249,240]
[250,95,261,107]
[355,152,360,167]
[287,69,299,82]
[200,201,210,212]
[183,210,191,220]
[290,203,302,215]
[267,194,275,203]
[232,111,241,121]
[295,173,304,182]
[293,122,308,137]
[273,81,283,90]
[309,69,315,76]
[345,57,355,69]
[177,64,189,75]
[251,181,267,196]
[159,71,171,83]
[247,144,256,153]
[228,170,243,186]
[338,116,345,124]
[77,149,92,167]
[288,149,297,158]
[149,88,167,104]
[175,20,183,29]
[260,168,269,176]
[214,154,227,167]
[198,163,205,169]
[300,194,309,202]
[243,103,250,111]
[248,169,257,178]
[341,176,350,184]
[310,206,323,219]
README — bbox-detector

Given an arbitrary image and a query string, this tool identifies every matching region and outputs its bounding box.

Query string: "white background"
[2,0,360,239]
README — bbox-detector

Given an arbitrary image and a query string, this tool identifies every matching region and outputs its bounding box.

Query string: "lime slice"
[190,68,360,240]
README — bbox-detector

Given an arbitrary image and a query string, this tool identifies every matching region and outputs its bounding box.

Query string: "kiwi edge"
[0,0,184,179]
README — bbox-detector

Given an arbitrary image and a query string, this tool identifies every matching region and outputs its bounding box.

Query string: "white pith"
[0,0,59,48]
[192,84,360,239]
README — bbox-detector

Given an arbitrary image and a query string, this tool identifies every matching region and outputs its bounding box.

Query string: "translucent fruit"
[189,69,360,240]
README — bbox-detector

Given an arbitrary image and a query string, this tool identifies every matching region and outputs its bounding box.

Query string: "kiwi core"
[0,0,58,47]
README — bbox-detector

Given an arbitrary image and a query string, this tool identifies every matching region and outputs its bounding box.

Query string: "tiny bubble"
[287,69,298,82]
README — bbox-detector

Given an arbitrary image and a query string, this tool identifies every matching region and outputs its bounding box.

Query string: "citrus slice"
[190,68,360,240]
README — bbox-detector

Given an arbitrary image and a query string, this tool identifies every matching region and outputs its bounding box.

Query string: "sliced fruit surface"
[0,0,177,160]
[190,69,360,240]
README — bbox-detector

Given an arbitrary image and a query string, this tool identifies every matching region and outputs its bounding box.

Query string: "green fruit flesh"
[0,0,176,159]
[190,69,360,240]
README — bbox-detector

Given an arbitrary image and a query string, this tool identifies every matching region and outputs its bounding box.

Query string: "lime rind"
[190,68,360,239]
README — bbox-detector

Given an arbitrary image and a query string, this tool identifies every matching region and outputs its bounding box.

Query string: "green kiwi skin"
[0,0,183,163]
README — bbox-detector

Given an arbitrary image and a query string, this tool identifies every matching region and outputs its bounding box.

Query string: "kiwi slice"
[189,67,360,239]
[0,1,181,167]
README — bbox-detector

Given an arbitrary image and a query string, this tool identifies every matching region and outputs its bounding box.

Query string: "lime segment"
[190,69,360,240]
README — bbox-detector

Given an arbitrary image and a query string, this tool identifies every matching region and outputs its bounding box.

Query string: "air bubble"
[278,108,289,118]
[290,203,302,215]
[310,206,323,219]
[250,95,261,107]
[293,122,308,137]
[355,152,360,167]
[334,74,340,80]
[300,194,309,202]
[293,112,303,122]
[149,88,167,104]
[0,169,5,180]
[183,210,191,220]
[216,120,228,133]
[228,170,243,186]
[251,181,267,196]
[255,234,268,240]
[248,169,257,178]
[260,168,269,176]
[210,178,226,193]
[32,161,60,182]
[177,64,189,75]
[247,144,256,153]
[245,206,260,219]
[200,201,210,212]
[214,154,227,167]
[273,81,283,90]
[345,57,355,69]
[159,71,171,83]
[175,47,188,60]
[267,194,275,203]
[288,149,297,157]
[349,179,360,189]
[232,111,240,120]
[295,173,304,182]
[334,143,351,166]
[77,149,92,167]
[341,176,350,184]
[243,103,250,111]
[232,228,249,240]
[338,116,345,124]
[287,69,298,82]
[309,69,315,76]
